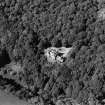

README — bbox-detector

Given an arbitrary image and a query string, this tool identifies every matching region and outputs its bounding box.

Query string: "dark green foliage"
[1,0,105,104]
[0,49,11,68]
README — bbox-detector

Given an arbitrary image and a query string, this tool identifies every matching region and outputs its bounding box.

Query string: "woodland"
[0,0,105,105]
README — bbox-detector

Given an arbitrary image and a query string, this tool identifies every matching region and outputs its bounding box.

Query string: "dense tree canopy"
[0,0,105,105]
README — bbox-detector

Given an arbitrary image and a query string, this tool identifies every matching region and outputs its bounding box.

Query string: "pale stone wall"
[44,47,73,64]
[98,8,105,20]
